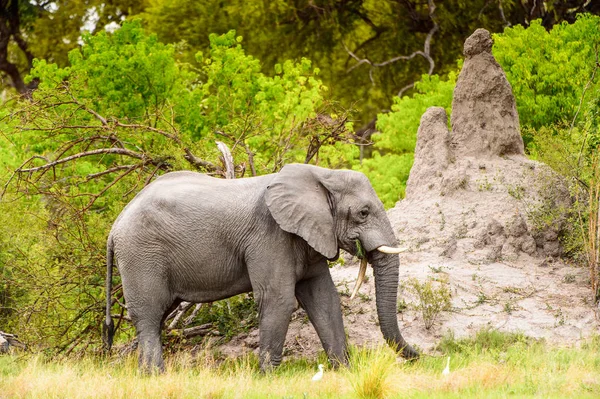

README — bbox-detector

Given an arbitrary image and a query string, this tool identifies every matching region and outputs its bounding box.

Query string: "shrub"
[404,277,452,329]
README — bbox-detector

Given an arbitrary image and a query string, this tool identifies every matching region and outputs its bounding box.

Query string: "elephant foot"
[259,351,282,373]
[139,359,165,375]
[328,352,349,369]
[401,344,420,361]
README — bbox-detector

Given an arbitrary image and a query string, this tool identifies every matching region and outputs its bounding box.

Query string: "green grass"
[1,331,600,398]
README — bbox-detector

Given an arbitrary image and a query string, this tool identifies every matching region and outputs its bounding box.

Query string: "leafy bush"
[353,72,457,207]
[493,14,600,132]
[404,277,452,330]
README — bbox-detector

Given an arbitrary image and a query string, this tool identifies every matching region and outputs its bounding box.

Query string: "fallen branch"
[184,303,205,326]
[184,148,219,172]
[167,302,194,329]
[182,323,214,338]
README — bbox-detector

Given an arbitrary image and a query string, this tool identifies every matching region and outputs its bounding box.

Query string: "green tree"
[139,0,600,130]
[0,0,147,94]
[493,14,600,149]
[354,71,457,207]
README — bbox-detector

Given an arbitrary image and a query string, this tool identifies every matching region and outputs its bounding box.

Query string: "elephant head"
[265,164,419,359]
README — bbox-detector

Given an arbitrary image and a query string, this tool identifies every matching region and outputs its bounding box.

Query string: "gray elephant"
[104,163,418,372]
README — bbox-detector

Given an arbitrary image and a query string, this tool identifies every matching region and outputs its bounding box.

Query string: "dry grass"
[1,334,600,398]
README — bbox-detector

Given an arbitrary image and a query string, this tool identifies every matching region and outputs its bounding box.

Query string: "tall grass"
[585,154,600,302]
[1,332,600,398]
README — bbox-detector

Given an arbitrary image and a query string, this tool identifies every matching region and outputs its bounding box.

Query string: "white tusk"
[350,258,368,300]
[377,245,408,254]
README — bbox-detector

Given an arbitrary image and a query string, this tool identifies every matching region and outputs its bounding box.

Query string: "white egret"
[442,356,450,376]
[312,364,324,381]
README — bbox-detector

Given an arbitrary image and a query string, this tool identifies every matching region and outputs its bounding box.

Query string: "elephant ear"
[265,164,338,259]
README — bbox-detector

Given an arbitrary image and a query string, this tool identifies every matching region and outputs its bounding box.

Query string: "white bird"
[442,356,451,376]
[312,364,324,381]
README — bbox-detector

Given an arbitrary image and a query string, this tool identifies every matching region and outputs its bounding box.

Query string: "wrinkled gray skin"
[104,164,418,373]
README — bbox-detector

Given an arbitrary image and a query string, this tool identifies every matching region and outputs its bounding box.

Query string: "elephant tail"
[103,235,116,352]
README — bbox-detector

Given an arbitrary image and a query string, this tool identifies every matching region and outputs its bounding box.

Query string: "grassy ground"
[1,330,599,398]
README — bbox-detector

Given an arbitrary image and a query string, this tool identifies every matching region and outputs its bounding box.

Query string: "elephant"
[103,163,418,372]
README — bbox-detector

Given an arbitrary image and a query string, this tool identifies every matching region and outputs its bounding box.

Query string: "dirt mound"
[386,29,597,350]
[217,29,598,361]
[399,27,569,260]
[451,28,524,158]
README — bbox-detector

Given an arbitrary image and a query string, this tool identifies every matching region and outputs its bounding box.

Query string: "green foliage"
[182,30,347,171]
[436,328,533,355]
[354,72,456,207]
[375,72,457,154]
[354,153,413,208]
[199,295,258,340]
[493,15,600,131]
[139,0,593,128]
[404,276,452,330]
[26,1,147,68]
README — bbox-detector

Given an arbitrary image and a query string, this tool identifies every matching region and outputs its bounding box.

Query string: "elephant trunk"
[369,250,419,359]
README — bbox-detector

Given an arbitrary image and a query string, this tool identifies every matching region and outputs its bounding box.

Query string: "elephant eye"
[358,208,369,219]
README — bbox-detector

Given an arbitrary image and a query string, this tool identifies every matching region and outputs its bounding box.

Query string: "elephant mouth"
[349,245,408,300]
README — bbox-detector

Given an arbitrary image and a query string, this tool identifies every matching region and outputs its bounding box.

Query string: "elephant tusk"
[350,258,368,300]
[377,245,408,254]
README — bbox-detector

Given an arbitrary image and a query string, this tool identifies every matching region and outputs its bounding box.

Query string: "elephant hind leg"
[136,318,165,374]
[124,285,175,374]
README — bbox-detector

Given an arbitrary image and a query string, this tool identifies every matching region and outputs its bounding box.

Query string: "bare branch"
[167,302,194,329]
[180,323,214,338]
[16,148,147,174]
[114,121,181,144]
[86,164,137,180]
[184,303,205,326]
[398,82,416,97]
[80,165,142,212]
[345,0,438,93]
[183,148,219,172]
[243,143,257,177]
[498,0,511,27]
[216,141,235,179]
[344,43,373,72]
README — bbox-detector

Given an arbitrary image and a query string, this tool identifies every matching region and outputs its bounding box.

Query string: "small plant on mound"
[405,277,452,329]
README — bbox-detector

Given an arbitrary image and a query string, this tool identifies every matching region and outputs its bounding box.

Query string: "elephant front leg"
[295,269,348,367]
[254,287,297,371]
